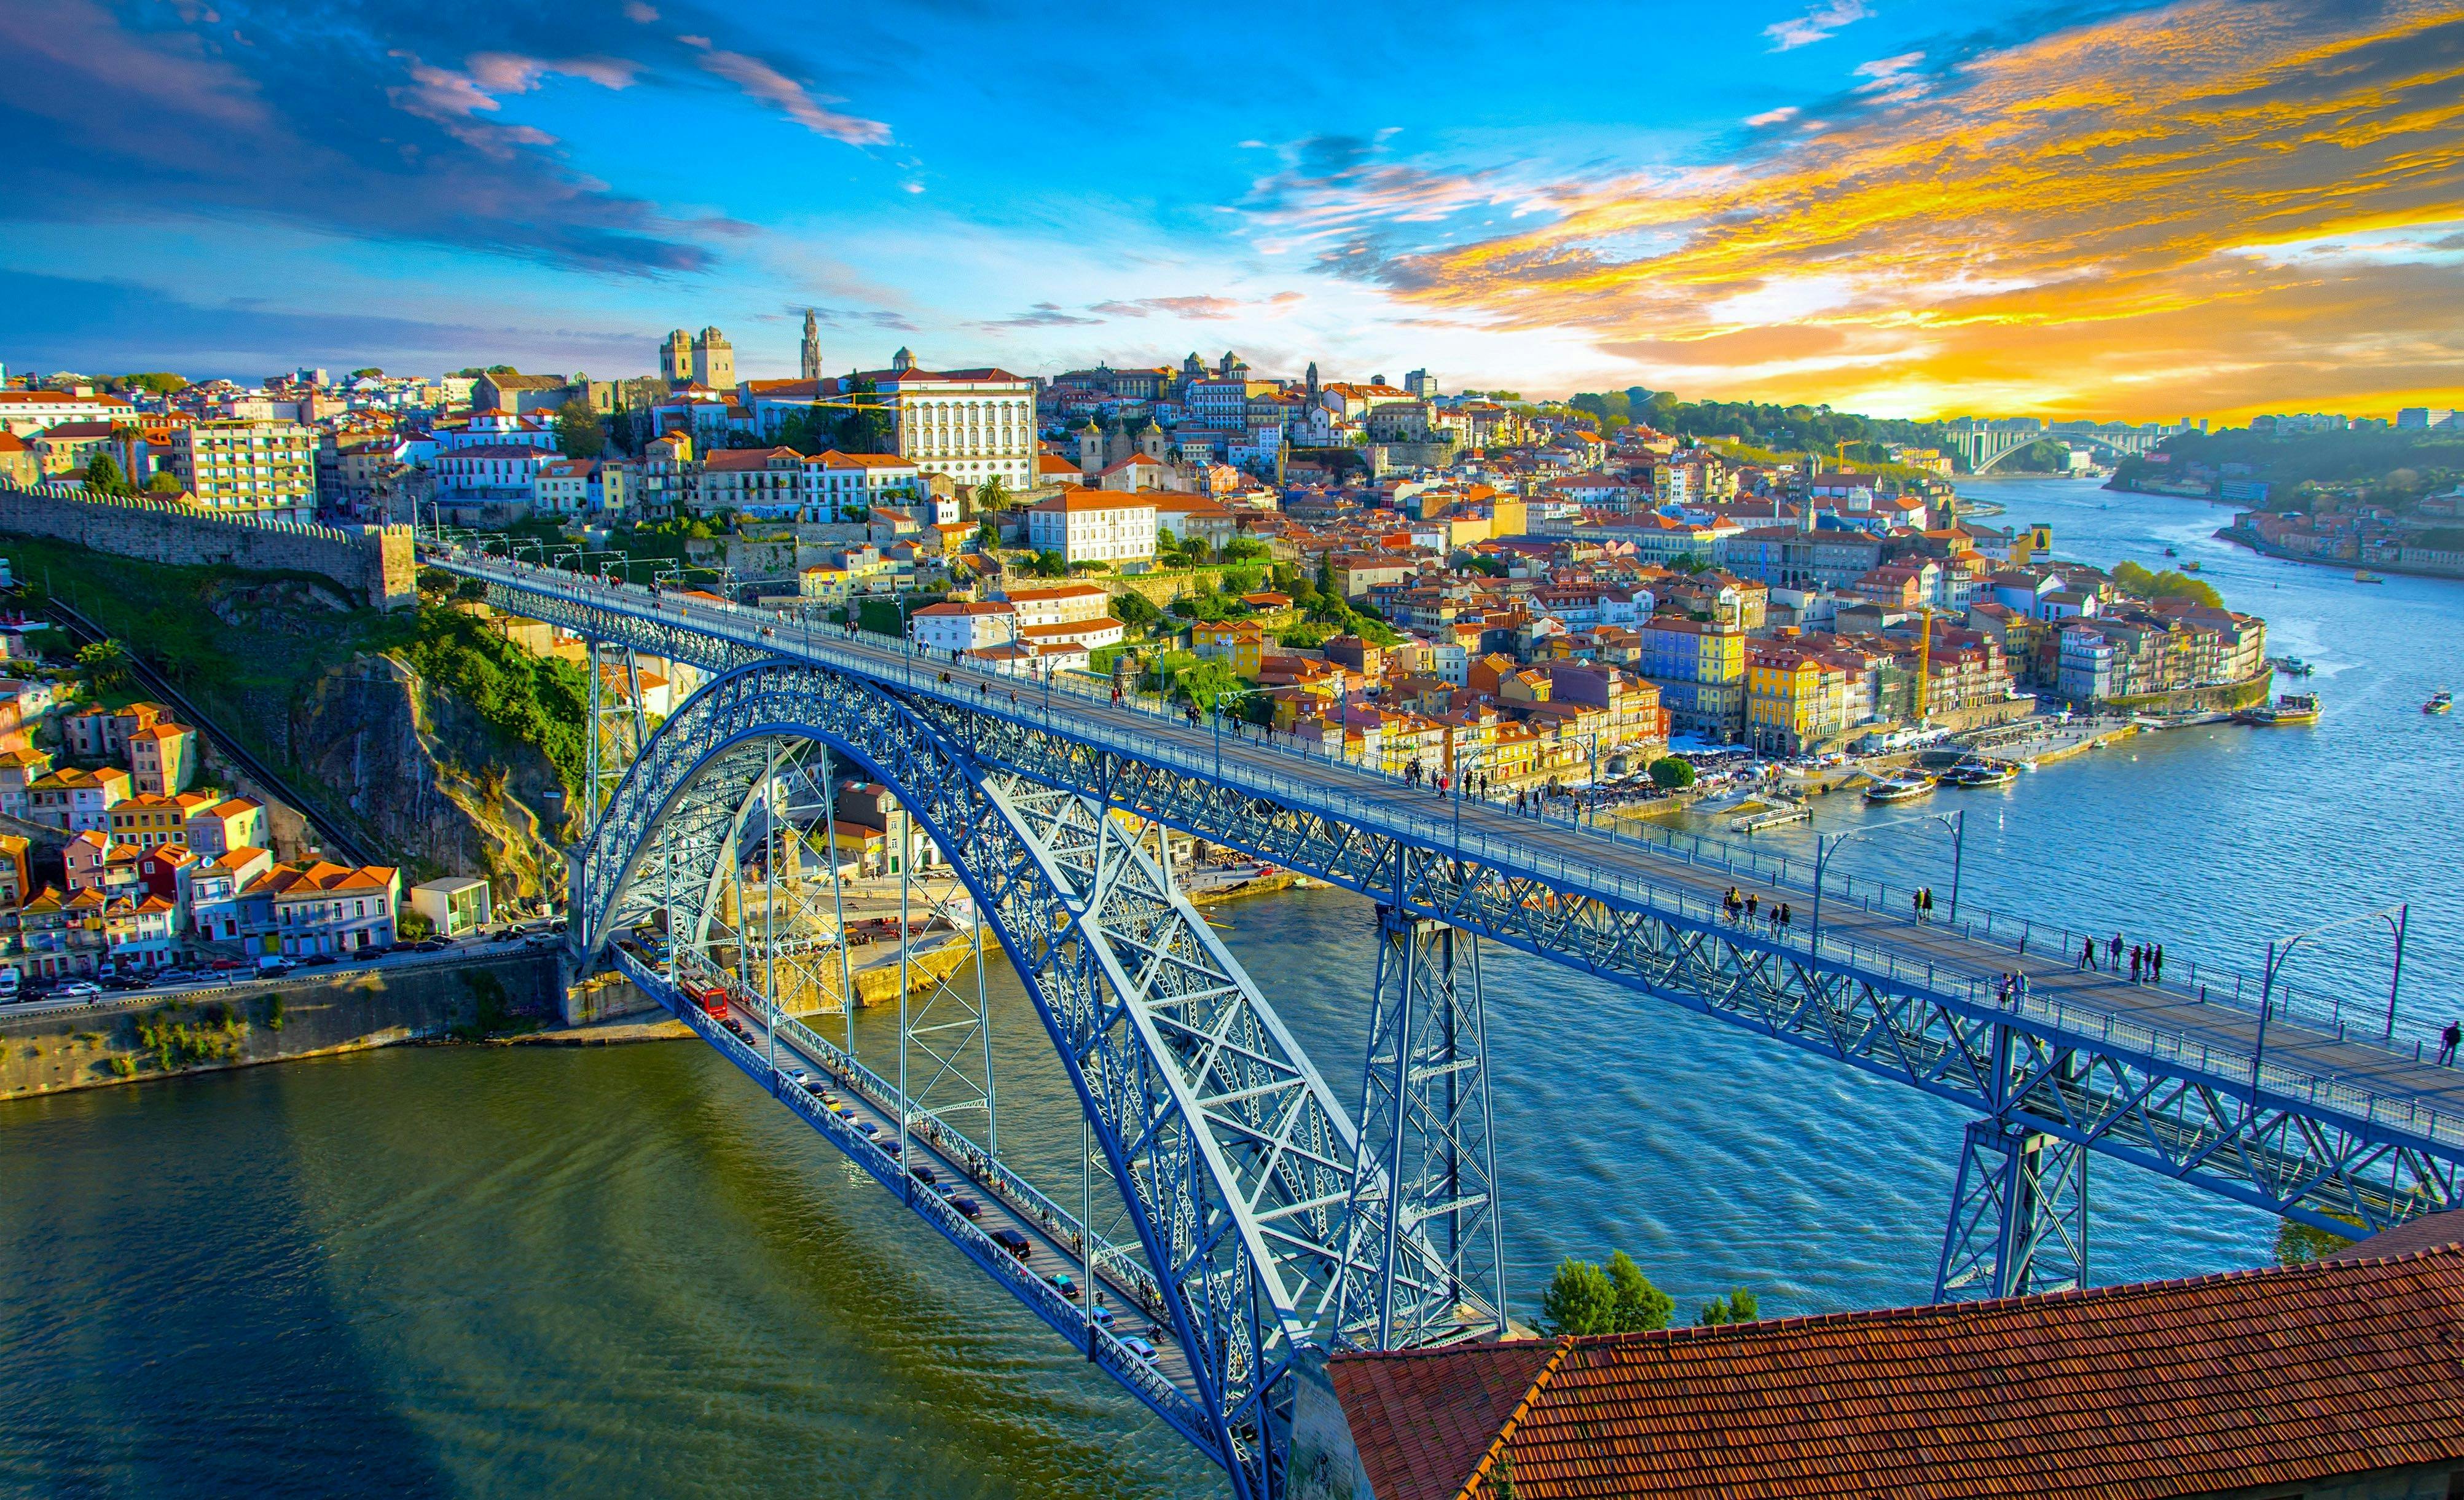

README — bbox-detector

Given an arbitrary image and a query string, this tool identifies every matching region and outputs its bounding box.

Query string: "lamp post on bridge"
[2253,901,2412,1082]
[1808,807,1965,952]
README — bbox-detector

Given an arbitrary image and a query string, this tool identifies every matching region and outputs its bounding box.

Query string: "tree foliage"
[554,398,608,460]
[1540,1251,1672,1337]
[1697,1288,1760,1326]
[2109,560,2224,609]
[1648,755,1697,789]
[83,452,130,495]
[1570,389,1949,454]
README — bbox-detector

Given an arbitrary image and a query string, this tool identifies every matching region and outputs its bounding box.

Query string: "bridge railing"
[452,556,2463,1150]
[611,949,1207,1442]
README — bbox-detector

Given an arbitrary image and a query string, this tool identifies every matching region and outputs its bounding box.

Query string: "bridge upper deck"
[434,552,2464,1167]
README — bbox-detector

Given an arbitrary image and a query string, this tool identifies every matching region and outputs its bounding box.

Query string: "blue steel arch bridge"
[427,550,2462,1500]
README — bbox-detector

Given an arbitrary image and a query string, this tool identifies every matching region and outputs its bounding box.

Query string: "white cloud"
[1745,104,1801,127]
[1764,0,1870,51]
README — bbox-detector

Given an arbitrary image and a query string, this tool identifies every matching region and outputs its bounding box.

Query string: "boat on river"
[2271,656,2314,677]
[1864,772,1937,803]
[2427,691,2452,715]
[2237,693,2322,726]
[2182,561,2202,572]
[2356,571,2387,584]
[2162,547,2178,557]
[1942,758,2019,788]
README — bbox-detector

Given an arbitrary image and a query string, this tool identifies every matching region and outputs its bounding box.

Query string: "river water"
[4,478,2457,1499]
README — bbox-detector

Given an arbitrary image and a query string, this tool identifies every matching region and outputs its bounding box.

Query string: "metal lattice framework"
[439,557,2464,1494]
[1333,906,1505,1350]
[570,662,1399,1498]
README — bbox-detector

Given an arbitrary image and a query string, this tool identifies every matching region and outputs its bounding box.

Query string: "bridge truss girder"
[570,662,1418,1499]
[485,569,2452,1342]
[926,713,2455,1244]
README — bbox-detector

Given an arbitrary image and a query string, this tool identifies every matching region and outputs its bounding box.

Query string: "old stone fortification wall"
[0,951,563,1100]
[0,485,416,610]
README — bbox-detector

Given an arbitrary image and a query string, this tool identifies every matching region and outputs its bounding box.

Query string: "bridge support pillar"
[1934,1117,2086,1302]
[1336,906,1504,1349]
[586,638,648,820]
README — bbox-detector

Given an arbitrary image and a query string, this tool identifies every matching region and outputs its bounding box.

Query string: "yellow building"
[1746,648,1847,755]
[1192,621,1265,677]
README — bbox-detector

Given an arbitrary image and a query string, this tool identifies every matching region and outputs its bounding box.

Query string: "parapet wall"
[0,484,417,611]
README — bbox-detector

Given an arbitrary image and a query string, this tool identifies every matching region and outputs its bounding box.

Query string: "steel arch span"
[570,660,1432,1498]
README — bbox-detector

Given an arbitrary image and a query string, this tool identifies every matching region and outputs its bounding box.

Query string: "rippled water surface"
[5,478,2459,1499]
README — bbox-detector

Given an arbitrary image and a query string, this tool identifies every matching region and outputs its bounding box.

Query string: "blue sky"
[9,0,2463,418]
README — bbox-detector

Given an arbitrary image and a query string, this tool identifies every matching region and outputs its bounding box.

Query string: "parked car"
[991,1228,1032,1260]
[210,958,246,972]
[298,953,338,967]
[53,980,101,999]
[256,957,296,976]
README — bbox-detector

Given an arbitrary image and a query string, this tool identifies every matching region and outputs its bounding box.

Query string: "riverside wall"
[0,951,563,1101]
[0,484,417,610]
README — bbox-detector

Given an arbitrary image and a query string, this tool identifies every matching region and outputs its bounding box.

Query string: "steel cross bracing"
[470,557,2462,1243]
[1333,906,1506,1351]
[568,661,1417,1499]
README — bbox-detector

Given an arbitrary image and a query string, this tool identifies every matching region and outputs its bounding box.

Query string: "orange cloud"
[1335,0,2464,419]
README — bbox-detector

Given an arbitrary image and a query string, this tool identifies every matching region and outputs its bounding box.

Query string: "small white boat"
[1864,772,1936,803]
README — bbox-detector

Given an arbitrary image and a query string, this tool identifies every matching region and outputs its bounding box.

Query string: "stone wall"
[0,951,563,1099]
[0,485,416,610]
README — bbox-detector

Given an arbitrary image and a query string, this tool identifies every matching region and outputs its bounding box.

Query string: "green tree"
[1222,536,1270,562]
[973,476,1008,518]
[76,638,131,691]
[554,398,608,460]
[1314,551,1336,597]
[1539,1256,1620,1336]
[975,516,1000,551]
[1024,549,1069,578]
[350,367,384,380]
[1648,755,1697,790]
[117,372,188,395]
[145,471,181,494]
[1114,590,1162,630]
[833,377,893,454]
[83,452,130,495]
[1697,1288,1760,1326]
[2275,1219,2355,1266]
[1605,1251,1673,1332]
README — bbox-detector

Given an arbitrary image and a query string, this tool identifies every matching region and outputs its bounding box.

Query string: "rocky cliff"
[278,652,576,897]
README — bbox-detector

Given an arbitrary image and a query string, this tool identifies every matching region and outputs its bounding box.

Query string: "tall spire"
[799,310,822,382]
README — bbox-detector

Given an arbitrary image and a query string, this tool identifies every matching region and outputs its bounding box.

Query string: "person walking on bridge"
[2109,933,2124,968]
[2440,1021,2462,1067]
[2079,937,2095,972]
[2151,944,2165,983]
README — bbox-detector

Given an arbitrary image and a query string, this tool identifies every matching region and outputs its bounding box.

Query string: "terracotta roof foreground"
[1327,1236,2464,1500]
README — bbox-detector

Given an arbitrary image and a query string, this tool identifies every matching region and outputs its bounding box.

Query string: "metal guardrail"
[606,956,1202,1448]
[452,555,2464,1155]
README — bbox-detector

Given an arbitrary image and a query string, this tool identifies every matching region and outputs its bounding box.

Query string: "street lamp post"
[1808,807,1966,949]
[2254,901,2414,1080]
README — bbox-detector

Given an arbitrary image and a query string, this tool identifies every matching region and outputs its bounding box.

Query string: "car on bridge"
[991,1228,1032,1260]
[1116,1335,1157,1363]
[950,1196,983,1220]
[911,1163,938,1186]
[1048,1272,1079,1300]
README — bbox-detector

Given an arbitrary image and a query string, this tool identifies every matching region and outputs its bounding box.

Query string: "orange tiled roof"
[1334,1243,2464,1500]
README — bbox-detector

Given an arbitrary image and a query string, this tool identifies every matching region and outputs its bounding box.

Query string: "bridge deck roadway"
[617,949,1209,1416]
[450,557,2464,1157]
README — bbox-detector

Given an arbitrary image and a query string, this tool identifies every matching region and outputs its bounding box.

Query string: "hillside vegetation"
[7,535,580,892]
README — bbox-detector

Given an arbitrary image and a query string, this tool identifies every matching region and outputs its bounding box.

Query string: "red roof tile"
[1334,1243,2464,1500]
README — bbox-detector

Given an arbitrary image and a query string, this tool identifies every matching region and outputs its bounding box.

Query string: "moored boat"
[2237,693,2322,726]
[1943,758,2019,788]
[1864,772,1937,803]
